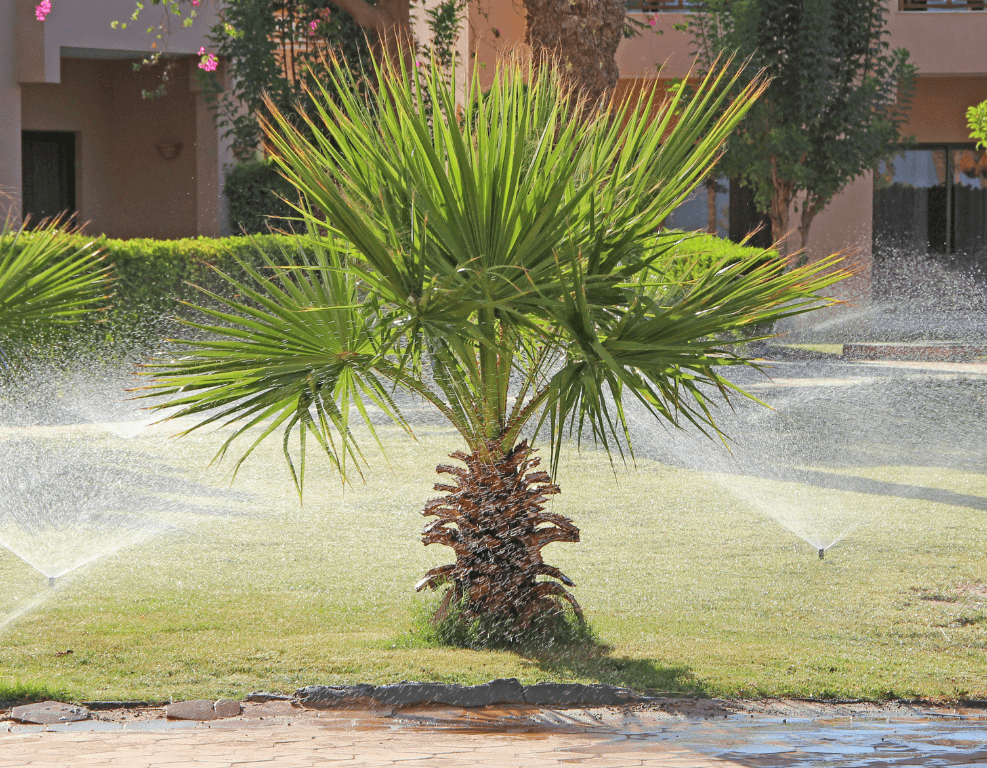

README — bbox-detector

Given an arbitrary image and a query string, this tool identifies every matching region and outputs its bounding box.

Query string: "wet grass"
[2,421,987,703]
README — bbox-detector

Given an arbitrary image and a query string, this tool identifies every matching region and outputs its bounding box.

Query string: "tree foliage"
[197,0,372,158]
[688,0,915,255]
[968,100,987,150]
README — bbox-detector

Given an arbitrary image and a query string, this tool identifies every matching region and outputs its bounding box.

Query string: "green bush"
[0,229,771,352]
[659,229,777,285]
[0,232,314,351]
[224,159,298,235]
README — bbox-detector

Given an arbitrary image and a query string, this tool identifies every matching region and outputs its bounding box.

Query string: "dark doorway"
[21,131,77,224]
[728,181,773,249]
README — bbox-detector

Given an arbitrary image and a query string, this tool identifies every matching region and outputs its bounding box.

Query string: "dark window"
[872,145,987,300]
[21,131,77,224]
[900,1,985,11]
[625,0,696,11]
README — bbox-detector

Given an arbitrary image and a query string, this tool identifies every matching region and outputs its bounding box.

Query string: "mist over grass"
[1,361,986,703]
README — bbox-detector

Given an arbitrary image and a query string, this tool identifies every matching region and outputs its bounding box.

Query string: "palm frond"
[0,218,110,372]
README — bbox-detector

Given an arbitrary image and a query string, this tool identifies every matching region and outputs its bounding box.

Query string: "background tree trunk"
[522,0,626,104]
[328,0,412,65]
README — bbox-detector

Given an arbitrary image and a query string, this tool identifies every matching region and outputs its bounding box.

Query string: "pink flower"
[647,13,657,26]
[309,19,317,34]
[197,48,218,72]
[192,0,199,5]
[35,0,51,21]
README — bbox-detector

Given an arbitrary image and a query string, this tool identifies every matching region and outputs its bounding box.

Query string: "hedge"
[0,229,774,346]
[659,229,776,284]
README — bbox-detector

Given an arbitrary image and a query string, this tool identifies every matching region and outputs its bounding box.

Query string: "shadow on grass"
[394,600,707,695]
[0,681,71,707]
[516,638,707,695]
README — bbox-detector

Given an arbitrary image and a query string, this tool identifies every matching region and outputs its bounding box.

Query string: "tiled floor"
[0,720,738,768]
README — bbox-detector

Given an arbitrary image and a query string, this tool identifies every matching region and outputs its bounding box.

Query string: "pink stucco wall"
[1,0,228,235]
[20,57,201,239]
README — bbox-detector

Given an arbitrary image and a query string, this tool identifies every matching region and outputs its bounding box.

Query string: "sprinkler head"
[47,576,56,588]
[818,548,825,560]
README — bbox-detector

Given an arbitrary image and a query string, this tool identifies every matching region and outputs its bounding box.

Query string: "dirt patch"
[956,580,987,601]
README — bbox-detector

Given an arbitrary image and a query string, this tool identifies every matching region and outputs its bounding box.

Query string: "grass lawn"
[1,409,986,704]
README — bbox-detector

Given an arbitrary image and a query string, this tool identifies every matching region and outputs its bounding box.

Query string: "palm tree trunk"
[415,440,582,635]
[522,0,625,104]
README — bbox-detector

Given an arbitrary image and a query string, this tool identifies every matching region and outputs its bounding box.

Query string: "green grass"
[779,343,845,356]
[1,421,986,704]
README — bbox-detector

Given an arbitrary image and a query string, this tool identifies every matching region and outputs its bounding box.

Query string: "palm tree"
[0,218,109,377]
[146,54,849,640]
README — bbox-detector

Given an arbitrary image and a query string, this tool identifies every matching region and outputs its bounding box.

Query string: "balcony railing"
[626,0,696,12]
[901,0,985,10]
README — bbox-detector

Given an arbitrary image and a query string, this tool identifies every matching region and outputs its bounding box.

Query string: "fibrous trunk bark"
[415,440,582,632]
[327,0,412,67]
[522,0,626,105]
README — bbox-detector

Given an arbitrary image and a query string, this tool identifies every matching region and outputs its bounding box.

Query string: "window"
[666,177,729,237]
[900,0,985,11]
[872,146,987,300]
[21,131,77,224]
[625,0,696,12]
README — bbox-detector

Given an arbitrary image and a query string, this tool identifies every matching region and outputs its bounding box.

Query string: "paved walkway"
[0,716,736,768]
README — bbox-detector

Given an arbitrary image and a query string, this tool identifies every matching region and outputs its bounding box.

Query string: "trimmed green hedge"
[84,233,305,315]
[658,230,777,284]
[0,232,315,351]
[0,229,772,347]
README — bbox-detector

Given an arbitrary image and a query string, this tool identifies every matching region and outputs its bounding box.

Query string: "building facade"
[4,0,987,315]
[471,0,987,315]
[0,0,233,238]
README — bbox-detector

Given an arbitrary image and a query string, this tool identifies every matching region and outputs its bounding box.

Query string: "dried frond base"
[415,439,582,639]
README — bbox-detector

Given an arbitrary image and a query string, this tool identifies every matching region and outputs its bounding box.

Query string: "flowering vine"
[197,46,218,71]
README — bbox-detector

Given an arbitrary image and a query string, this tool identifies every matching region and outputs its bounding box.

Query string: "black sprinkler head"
[818,548,825,560]
[48,576,55,588]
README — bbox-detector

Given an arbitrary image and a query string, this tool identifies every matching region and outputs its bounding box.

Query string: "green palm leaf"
[0,218,109,373]
[149,51,849,480]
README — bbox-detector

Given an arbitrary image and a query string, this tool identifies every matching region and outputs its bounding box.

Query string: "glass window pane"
[874,148,947,256]
[665,177,728,238]
[951,148,987,267]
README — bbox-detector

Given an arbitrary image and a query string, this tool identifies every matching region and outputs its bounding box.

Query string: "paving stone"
[213,699,242,718]
[371,678,525,708]
[243,701,301,718]
[295,685,376,709]
[8,701,91,724]
[164,699,242,721]
[522,682,641,707]
[246,691,294,703]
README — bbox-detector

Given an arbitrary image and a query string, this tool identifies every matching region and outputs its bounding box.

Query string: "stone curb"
[1,681,642,724]
[294,679,641,709]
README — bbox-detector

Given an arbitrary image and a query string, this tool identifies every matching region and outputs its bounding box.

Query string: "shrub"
[224,159,298,235]
[0,229,772,354]
[660,229,777,285]
[0,232,314,352]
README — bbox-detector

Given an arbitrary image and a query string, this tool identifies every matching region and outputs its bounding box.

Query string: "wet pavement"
[2,700,987,767]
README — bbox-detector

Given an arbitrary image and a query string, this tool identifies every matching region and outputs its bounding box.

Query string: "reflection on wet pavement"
[385,705,987,766]
[3,701,987,766]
